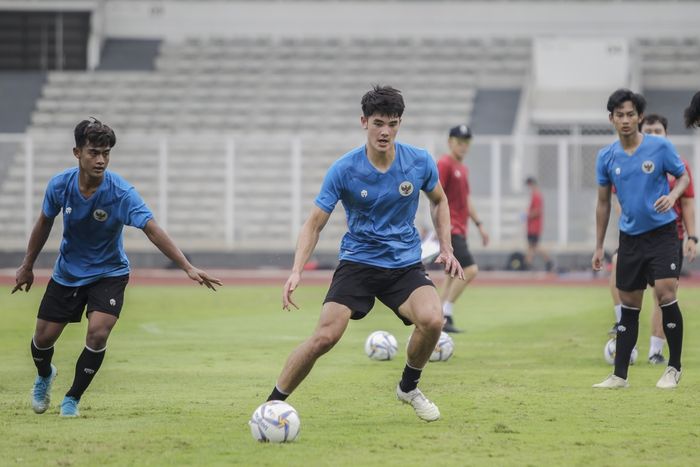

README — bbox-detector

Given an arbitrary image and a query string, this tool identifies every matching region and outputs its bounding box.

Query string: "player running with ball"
[264,85,463,421]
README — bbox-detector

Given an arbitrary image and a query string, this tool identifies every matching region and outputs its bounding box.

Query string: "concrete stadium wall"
[4,0,696,40]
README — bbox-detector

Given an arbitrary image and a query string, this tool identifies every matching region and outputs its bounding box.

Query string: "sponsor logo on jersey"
[93,209,108,222]
[65,207,72,214]
[615,167,621,175]
[641,161,655,174]
[361,189,368,198]
[454,171,461,178]
[399,181,414,197]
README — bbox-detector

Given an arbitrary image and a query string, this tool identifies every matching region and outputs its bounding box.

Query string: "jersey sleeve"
[314,162,343,213]
[595,148,611,186]
[663,140,686,178]
[41,177,62,218]
[422,152,439,192]
[120,187,154,229]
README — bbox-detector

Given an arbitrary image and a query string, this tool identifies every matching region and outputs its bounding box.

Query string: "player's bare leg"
[396,285,443,421]
[441,264,477,333]
[649,293,666,364]
[272,302,351,398]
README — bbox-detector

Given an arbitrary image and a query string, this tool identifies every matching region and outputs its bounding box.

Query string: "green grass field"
[2,282,699,466]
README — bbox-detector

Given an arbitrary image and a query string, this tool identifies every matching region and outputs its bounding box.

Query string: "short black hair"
[640,113,668,131]
[74,118,116,149]
[606,88,646,115]
[361,85,405,118]
[525,176,537,186]
[684,91,700,129]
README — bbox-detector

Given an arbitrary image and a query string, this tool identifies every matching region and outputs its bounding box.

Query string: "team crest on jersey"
[454,171,461,178]
[93,209,108,222]
[64,207,72,215]
[615,167,621,175]
[641,160,655,174]
[361,189,368,198]
[399,181,414,197]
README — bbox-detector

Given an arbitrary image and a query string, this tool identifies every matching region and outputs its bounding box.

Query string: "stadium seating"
[0,36,531,252]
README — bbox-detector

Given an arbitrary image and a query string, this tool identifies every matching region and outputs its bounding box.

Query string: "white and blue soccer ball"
[364,331,398,361]
[429,331,455,362]
[603,337,638,365]
[249,401,301,443]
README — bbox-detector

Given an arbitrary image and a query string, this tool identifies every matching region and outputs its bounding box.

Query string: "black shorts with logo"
[616,222,680,292]
[323,260,435,326]
[38,274,130,323]
[452,234,476,268]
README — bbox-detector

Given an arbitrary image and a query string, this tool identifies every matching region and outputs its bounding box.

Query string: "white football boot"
[592,374,629,388]
[656,366,681,389]
[396,385,440,422]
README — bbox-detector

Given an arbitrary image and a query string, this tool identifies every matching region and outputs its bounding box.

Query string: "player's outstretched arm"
[593,185,612,271]
[142,219,222,290]
[426,183,464,280]
[283,206,331,311]
[12,213,54,294]
[681,196,697,262]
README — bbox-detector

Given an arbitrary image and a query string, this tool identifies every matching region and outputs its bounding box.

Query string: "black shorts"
[527,234,540,247]
[38,274,130,323]
[452,234,476,268]
[616,222,680,292]
[323,260,435,326]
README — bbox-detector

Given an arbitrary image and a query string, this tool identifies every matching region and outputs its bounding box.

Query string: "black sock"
[614,306,640,380]
[65,346,106,400]
[267,386,289,402]
[399,364,423,392]
[661,301,683,371]
[31,339,54,378]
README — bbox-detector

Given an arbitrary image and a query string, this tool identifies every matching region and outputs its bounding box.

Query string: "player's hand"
[479,226,490,247]
[685,238,697,262]
[591,248,605,271]
[12,264,34,294]
[186,268,222,291]
[282,272,301,311]
[435,251,465,280]
[653,195,675,213]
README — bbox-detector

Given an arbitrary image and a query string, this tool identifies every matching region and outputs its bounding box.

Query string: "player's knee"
[310,332,340,356]
[416,309,443,334]
[465,264,478,279]
[33,333,56,349]
[86,328,111,349]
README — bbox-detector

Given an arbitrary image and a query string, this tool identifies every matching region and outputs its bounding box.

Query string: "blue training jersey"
[596,134,685,235]
[42,167,154,286]
[315,141,439,268]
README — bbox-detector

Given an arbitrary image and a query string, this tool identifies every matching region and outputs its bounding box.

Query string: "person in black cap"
[435,124,489,333]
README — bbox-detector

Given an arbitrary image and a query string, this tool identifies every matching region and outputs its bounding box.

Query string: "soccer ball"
[429,331,455,362]
[603,338,638,365]
[364,330,398,361]
[249,401,301,443]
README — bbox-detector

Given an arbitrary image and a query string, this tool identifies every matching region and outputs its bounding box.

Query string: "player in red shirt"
[436,125,489,333]
[524,177,553,271]
[607,114,696,364]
